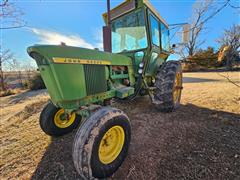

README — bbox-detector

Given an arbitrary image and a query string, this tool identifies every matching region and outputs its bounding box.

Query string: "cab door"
[145,12,164,76]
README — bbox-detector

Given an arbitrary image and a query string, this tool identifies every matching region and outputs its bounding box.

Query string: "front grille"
[84,65,107,95]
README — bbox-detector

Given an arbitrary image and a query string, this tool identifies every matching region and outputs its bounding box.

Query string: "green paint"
[57,90,116,109]
[27,45,132,66]
[116,87,135,98]
[27,0,174,112]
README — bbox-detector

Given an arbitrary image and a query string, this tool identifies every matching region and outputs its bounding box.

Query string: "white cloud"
[93,28,103,50]
[30,28,95,49]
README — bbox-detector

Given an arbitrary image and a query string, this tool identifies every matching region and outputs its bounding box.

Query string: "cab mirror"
[182,24,190,44]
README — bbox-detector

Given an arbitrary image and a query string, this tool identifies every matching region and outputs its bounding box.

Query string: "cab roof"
[103,0,168,28]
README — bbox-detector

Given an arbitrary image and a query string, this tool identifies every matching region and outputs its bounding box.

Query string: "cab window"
[111,9,148,53]
[150,15,160,46]
[161,23,170,51]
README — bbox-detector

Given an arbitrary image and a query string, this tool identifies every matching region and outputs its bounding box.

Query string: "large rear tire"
[39,102,81,136]
[153,61,183,112]
[72,107,131,179]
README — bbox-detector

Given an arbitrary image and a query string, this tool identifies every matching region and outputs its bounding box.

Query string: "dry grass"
[0,72,239,180]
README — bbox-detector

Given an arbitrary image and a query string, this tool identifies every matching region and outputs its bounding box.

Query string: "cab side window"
[150,15,160,47]
[161,23,170,51]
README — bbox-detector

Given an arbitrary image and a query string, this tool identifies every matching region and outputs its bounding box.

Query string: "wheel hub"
[173,72,182,103]
[98,126,125,164]
[54,109,76,128]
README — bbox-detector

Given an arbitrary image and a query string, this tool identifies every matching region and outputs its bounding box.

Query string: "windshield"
[111,8,148,53]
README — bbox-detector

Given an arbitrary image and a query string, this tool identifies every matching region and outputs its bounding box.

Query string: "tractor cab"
[27,1,185,179]
[103,0,170,76]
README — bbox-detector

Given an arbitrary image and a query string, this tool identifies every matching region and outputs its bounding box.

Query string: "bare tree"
[175,0,231,59]
[0,0,26,29]
[22,61,36,81]
[186,0,229,57]
[0,47,13,90]
[217,24,240,69]
[10,59,24,87]
[186,0,218,57]
[0,0,26,90]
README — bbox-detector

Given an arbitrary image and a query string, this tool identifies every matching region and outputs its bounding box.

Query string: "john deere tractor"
[27,0,187,179]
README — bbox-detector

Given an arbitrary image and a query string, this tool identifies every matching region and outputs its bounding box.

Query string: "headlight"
[138,69,143,74]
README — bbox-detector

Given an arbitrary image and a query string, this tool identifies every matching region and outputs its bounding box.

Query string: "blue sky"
[2,0,239,64]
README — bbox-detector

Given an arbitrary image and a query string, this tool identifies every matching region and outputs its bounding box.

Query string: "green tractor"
[27,0,187,179]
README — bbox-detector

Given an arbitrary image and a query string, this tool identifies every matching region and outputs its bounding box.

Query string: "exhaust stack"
[103,0,112,52]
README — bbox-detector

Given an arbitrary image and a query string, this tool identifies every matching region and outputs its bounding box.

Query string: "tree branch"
[0,0,25,30]
[217,72,240,88]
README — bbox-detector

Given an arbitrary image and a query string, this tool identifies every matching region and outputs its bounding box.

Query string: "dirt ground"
[0,72,239,180]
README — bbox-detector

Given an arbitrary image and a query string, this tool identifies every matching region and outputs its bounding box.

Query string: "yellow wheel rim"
[173,72,182,103]
[98,126,125,164]
[54,109,76,128]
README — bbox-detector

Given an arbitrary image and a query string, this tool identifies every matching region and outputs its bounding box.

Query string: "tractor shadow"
[31,130,80,180]
[31,99,240,180]
[8,89,48,105]
[183,77,219,83]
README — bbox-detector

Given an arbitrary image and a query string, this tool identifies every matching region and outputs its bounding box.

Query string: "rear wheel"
[72,107,131,179]
[39,102,81,136]
[153,61,183,112]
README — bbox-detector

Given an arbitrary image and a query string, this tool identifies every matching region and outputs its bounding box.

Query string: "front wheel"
[72,107,131,179]
[153,61,183,112]
[39,102,81,136]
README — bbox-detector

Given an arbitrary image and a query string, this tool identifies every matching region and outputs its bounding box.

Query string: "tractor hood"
[27,45,133,109]
[27,45,132,66]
